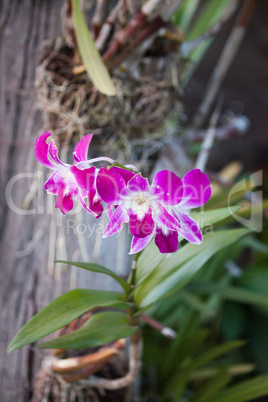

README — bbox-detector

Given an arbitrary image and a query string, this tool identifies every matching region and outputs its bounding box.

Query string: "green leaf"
[71,0,116,96]
[187,340,246,372]
[136,208,238,288]
[173,0,200,33]
[166,340,245,399]
[190,206,240,228]
[183,0,233,81]
[213,374,268,402]
[189,364,255,381]
[56,261,131,295]
[193,368,231,402]
[187,0,232,40]
[240,236,268,254]
[134,229,250,308]
[135,241,166,285]
[8,289,130,353]
[37,311,137,349]
[188,281,268,309]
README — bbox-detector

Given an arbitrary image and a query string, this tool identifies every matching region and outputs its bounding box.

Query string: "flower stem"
[128,252,140,288]
[87,156,115,164]
[110,161,137,173]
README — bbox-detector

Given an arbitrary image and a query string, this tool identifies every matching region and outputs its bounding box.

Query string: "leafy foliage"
[134,228,249,308]
[37,311,137,349]
[8,289,131,352]
[56,260,131,295]
[71,0,116,95]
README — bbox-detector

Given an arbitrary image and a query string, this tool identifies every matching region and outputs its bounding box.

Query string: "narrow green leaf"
[183,0,233,81]
[188,281,268,309]
[166,341,245,399]
[190,206,240,228]
[193,368,231,402]
[187,340,246,372]
[240,236,268,254]
[213,374,268,402]
[135,229,250,308]
[187,0,232,40]
[189,364,255,381]
[205,179,253,210]
[178,290,214,317]
[8,290,130,352]
[38,311,137,349]
[56,261,131,295]
[135,241,166,285]
[71,0,116,96]
[173,0,200,33]
[136,208,238,288]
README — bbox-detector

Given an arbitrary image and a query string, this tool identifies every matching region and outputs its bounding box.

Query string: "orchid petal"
[70,165,95,191]
[155,228,178,254]
[48,138,66,166]
[154,202,181,232]
[103,205,129,238]
[130,232,154,254]
[111,167,135,184]
[128,173,149,192]
[55,189,73,215]
[173,209,203,244]
[129,212,154,238]
[52,170,66,190]
[44,171,58,194]
[96,167,127,204]
[151,170,183,205]
[181,169,211,208]
[73,134,93,163]
[79,187,103,218]
[34,132,58,169]
[107,205,114,220]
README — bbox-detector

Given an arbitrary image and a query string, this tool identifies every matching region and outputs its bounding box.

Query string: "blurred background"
[0,0,267,400]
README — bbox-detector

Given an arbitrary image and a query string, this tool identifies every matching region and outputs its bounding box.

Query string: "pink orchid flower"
[96,168,211,254]
[34,132,104,216]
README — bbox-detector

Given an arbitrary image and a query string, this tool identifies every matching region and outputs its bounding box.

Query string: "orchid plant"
[8,132,249,391]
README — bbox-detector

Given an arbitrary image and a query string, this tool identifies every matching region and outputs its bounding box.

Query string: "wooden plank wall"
[0,1,133,400]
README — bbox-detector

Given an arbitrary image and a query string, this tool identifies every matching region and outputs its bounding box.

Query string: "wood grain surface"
[0,2,132,400]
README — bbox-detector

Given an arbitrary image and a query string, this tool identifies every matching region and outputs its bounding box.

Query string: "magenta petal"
[129,212,154,238]
[55,190,73,214]
[70,165,95,191]
[79,188,103,218]
[34,132,58,169]
[155,228,178,254]
[111,167,135,184]
[130,232,154,254]
[96,167,127,204]
[107,205,114,219]
[44,171,58,194]
[48,138,65,166]
[53,170,67,190]
[173,210,203,244]
[151,170,183,205]
[103,205,129,238]
[88,186,103,217]
[181,169,211,208]
[73,134,93,162]
[154,202,181,232]
[128,174,149,192]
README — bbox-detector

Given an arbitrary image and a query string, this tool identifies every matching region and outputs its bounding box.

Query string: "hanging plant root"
[35,37,183,170]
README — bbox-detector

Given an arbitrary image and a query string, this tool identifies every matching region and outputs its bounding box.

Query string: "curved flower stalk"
[34,132,104,216]
[96,168,211,254]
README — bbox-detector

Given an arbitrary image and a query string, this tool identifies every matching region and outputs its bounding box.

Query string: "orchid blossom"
[96,168,211,254]
[34,132,104,216]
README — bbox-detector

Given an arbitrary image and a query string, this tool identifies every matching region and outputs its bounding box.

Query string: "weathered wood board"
[0,1,132,400]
